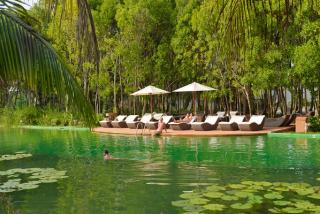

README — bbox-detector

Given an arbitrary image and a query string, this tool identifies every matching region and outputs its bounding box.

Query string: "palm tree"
[0,1,96,126]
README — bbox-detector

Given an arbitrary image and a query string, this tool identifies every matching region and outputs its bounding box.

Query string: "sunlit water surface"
[1,128,320,213]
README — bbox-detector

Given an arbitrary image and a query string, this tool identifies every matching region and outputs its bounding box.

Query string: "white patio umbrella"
[131,85,170,112]
[173,82,217,114]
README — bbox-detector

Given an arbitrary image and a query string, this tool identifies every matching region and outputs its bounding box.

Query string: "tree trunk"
[243,86,253,115]
[113,70,117,113]
[119,62,123,113]
[304,88,308,114]
[317,90,320,115]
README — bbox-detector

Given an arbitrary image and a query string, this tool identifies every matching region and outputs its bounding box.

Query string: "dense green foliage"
[308,116,320,132]
[0,107,86,127]
[0,6,96,126]
[2,0,320,119]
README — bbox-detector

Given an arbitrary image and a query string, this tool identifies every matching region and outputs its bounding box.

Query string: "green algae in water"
[264,192,283,200]
[172,200,190,207]
[182,205,204,212]
[228,184,246,189]
[189,198,209,205]
[281,207,304,213]
[221,195,238,201]
[230,202,253,209]
[180,192,201,199]
[203,192,224,198]
[0,167,68,192]
[233,191,253,198]
[0,153,68,193]
[247,195,263,204]
[273,200,292,206]
[172,180,320,213]
[203,203,225,211]
[0,153,32,161]
[308,193,320,199]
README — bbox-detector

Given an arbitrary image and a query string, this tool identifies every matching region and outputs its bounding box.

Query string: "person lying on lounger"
[174,113,193,123]
[153,117,167,136]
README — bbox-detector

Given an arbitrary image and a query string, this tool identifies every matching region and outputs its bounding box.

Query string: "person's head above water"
[104,150,109,155]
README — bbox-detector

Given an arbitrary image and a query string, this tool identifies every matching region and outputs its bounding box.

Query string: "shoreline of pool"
[92,126,294,137]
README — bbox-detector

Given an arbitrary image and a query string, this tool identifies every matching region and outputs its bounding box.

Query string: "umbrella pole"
[150,95,153,113]
[193,91,196,115]
[204,96,206,114]
[143,97,146,115]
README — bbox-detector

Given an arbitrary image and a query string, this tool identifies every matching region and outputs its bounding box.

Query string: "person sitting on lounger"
[153,117,167,136]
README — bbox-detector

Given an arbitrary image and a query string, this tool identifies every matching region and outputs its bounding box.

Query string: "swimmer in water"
[104,149,112,160]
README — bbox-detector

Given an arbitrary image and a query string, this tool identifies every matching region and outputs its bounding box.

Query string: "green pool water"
[1,128,320,213]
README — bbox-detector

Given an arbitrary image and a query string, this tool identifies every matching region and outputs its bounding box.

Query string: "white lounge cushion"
[230,115,245,123]
[162,116,173,124]
[192,116,218,125]
[153,113,163,120]
[248,115,265,125]
[229,111,239,116]
[216,111,225,117]
[220,115,245,125]
[140,114,153,123]
[205,116,219,124]
[115,115,127,121]
[125,115,139,122]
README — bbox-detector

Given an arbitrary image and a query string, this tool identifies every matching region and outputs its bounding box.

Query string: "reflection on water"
[0,128,320,213]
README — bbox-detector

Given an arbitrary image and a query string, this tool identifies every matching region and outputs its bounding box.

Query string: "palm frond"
[0,10,96,126]
[219,0,317,50]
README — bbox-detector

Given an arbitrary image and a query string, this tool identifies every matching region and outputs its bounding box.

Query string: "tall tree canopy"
[2,0,320,118]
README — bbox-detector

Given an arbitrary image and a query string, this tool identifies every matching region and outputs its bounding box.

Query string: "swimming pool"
[1,128,320,213]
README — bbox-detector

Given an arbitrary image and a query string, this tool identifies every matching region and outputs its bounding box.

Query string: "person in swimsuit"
[153,117,167,136]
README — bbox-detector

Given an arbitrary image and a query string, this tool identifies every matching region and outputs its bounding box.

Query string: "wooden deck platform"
[92,126,294,137]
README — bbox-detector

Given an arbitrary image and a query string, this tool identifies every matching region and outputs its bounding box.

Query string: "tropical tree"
[0,0,96,125]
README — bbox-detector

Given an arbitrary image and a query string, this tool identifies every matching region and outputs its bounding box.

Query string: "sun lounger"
[153,113,163,121]
[112,115,138,128]
[264,115,290,128]
[127,113,153,129]
[191,115,220,131]
[146,115,173,130]
[282,113,297,126]
[216,111,226,117]
[99,120,113,128]
[238,115,266,131]
[216,111,228,121]
[121,115,139,127]
[110,115,128,128]
[229,111,239,116]
[169,117,197,130]
[99,113,118,128]
[144,113,163,129]
[219,115,245,131]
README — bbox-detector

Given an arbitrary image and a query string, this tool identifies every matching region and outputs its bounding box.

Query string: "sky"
[22,0,37,10]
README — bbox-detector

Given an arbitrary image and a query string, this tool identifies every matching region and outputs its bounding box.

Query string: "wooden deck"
[92,126,294,137]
